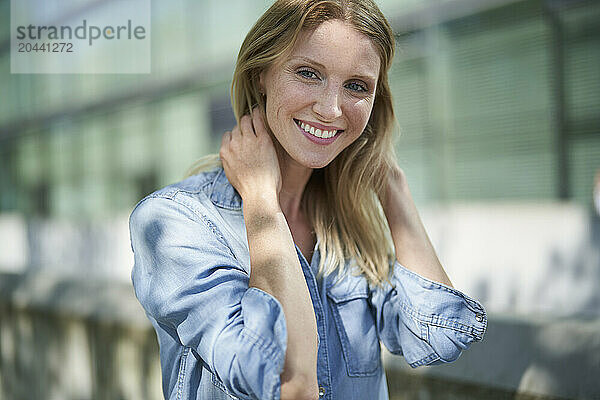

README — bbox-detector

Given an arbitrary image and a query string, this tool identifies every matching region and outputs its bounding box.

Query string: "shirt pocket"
[210,371,241,399]
[327,279,381,377]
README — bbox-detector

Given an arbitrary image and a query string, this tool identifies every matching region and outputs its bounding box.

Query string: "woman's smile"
[293,118,343,144]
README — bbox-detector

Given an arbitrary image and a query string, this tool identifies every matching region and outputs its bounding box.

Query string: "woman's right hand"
[221,111,319,398]
[219,109,282,202]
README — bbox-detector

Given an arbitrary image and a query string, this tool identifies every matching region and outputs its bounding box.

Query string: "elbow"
[280,376,319,400]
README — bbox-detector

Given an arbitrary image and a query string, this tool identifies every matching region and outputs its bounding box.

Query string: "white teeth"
[297,120,338,139]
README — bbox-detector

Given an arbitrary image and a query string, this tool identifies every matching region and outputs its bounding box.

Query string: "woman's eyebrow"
[289,56,377,82]
[289,56,326,69]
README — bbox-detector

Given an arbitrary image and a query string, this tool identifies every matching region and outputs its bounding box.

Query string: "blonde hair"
[187,0,397,287]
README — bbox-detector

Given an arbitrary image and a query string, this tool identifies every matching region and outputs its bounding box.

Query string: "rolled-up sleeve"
[129,195,286,400]
[369,260,487,368]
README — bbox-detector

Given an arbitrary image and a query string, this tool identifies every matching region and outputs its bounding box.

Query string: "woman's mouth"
[294,119,343,144]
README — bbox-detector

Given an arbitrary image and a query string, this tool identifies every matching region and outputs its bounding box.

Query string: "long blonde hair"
[187,0,398,287]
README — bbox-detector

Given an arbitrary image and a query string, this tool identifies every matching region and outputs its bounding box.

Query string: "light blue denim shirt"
[130,166,487,400]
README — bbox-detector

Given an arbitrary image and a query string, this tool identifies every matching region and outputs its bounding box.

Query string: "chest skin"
[288,216,316,265]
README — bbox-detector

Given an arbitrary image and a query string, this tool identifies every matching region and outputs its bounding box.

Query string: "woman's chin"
[295,155,333,170]
[275,140,337,170]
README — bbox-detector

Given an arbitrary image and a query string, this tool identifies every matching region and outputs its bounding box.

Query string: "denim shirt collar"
[208,167,243,211]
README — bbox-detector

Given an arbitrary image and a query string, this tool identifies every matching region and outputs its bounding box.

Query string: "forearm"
[243,192,319,397]
[382,177,453,287]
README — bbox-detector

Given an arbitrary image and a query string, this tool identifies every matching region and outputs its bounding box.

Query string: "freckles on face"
[261,20,380,169]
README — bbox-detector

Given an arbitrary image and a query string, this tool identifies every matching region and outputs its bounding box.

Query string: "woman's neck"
[277,152,313,221]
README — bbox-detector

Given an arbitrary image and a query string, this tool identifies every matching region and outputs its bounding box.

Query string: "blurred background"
[0,0,598,399]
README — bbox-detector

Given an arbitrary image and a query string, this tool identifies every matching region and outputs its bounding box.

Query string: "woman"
[130,1,487,399]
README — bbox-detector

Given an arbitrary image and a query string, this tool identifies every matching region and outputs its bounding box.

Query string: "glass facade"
[0,0,598,219]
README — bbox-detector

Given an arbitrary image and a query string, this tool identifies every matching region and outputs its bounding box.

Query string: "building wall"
[0,0,599,219]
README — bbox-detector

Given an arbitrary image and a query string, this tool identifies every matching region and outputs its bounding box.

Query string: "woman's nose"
[312,86,342,121]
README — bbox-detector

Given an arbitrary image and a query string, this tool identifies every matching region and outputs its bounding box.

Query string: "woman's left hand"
[378,160,454,287]
[379,160,409,224]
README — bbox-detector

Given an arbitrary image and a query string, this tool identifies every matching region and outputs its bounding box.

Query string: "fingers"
[223,110,263,151]
[251,108,268,138]
[219,131,230,161]
[240,114,255,137]
[232,109,268,139]
[220,131,230,155]
[221,130,231,146]
[230,124,242,142]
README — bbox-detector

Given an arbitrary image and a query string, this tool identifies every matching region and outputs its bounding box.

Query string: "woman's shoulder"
[129,166,249,267]
[130,166,225,219]
[152,166,222,198]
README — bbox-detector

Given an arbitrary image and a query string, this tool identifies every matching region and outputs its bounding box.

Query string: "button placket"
[298,244,331,399]
[318,386,326,397]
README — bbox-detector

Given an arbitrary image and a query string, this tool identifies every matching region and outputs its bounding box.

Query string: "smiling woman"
[129,1,487,399]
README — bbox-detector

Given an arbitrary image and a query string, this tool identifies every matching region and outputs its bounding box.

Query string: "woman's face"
[260,19,380,169]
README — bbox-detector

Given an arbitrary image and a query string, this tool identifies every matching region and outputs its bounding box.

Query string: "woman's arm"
[221,111,319,400]
[243,194,319,400]
[370,163,486,367]
[379,163,453,287]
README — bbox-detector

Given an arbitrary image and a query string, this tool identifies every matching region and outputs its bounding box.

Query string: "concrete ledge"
[384,314,600,399]
[0,271,150,328]
[0,272,161,400]
[1,272,599,399]
[386,371,571,400]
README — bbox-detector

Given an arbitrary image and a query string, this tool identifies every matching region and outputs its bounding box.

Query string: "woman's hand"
[219,109,281,201]
[379,160,409,222]
[378,159,454,287]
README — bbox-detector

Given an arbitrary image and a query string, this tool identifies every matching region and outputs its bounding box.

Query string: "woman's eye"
[298,69,318,79]
[346,81,367,92]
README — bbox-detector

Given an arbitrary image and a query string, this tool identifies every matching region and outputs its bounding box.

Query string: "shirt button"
[319,386,326,397]
[475,313,484,322]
